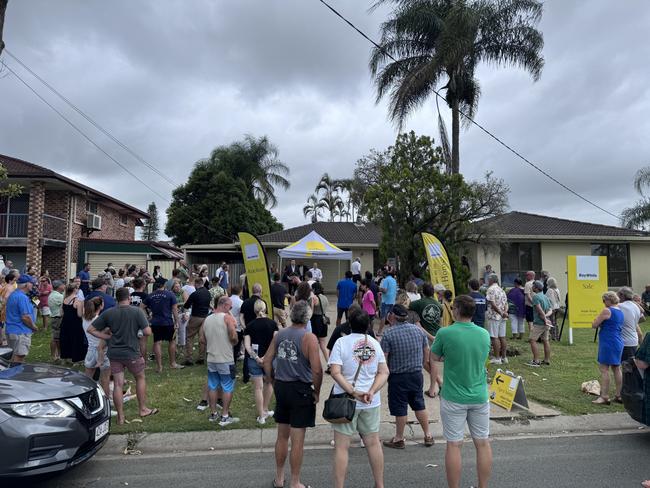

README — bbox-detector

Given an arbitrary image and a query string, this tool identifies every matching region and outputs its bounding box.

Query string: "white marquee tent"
[277,230,352,260]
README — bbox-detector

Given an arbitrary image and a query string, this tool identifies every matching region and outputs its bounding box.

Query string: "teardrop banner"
[238,232,273,321]
[421,232,455,298]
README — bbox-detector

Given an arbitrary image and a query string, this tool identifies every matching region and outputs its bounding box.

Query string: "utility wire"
[317,0,620,220]
[1,57,235,242]
[4,49,177,188]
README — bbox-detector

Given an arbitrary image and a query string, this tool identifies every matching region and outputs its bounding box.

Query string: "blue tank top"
[274,326,313,383]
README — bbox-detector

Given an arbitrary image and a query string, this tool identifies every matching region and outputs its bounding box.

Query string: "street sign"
[489,370,529,411]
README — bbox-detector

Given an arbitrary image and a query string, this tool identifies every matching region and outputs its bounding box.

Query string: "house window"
[499,242,541,287]
[591,244,630,287]
[119,214,128,226]
[86,200,99,215]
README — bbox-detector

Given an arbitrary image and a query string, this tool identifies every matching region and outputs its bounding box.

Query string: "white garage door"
[86,253,148,279]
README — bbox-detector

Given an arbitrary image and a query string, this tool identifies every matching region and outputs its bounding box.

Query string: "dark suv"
[0,347,110,477]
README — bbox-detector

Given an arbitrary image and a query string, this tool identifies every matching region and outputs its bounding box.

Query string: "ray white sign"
[576,256,599,280]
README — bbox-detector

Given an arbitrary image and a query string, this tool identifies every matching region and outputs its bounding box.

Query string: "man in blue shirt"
[336,271,357,326]
[85,278,117,313]
[380,270,397,319]
[6,275,38,363]
[468,279,487,327]
[77,263,91,296]
[144,281,181,373]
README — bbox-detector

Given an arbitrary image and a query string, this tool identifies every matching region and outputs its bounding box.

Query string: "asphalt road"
[31,432,650,488]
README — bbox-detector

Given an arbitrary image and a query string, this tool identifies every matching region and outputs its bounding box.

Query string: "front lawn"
[20,314,648,434]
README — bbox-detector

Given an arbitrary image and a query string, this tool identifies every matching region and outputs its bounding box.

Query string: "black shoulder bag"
[322,334,366,424]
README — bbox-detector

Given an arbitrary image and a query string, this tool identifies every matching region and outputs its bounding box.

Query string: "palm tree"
[370,0,544,174]
[316,173,344,222]
[303,193,323,223]
[218,134,290,208]
[621,166,650,230]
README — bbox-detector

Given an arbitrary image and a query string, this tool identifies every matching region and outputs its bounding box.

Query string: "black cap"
[390,304,409,318]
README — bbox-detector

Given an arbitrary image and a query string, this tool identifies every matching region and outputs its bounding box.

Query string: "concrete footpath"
[102,413,647,456]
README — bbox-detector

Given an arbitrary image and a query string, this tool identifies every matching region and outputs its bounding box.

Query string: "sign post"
[566,256,608,345]
[238,232,273,320]
[489,370,529,411]
[421,233,455,298]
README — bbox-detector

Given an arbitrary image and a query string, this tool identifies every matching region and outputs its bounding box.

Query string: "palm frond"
[633,166,650,196]
[621,198,650,229]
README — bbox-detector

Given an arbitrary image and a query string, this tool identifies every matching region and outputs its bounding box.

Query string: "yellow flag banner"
[238,232,273,321]
[421,232,455,298]
[567,255,608,328]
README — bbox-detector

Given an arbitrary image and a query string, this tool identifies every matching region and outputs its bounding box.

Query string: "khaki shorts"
[273,307,287,327]
[50,316,62,339]
[186,316,205,340]
[529,324,550,342]
[333,405,381,436]
[8,333,32,357]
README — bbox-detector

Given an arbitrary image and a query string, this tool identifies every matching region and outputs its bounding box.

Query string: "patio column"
[26,181,45,273]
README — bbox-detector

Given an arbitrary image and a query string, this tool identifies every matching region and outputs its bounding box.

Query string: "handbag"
[621,357,646,425]
[322,334,366,424]
[318,295,331,326]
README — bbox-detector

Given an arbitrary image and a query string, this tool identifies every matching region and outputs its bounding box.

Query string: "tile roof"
[478,211,649,238]
[0,153,148,218]
[260,222,381,245]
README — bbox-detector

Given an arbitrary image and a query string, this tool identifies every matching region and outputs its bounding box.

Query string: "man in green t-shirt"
[526,280,552,367]
[431,294,492,488]
[409,283,442,398]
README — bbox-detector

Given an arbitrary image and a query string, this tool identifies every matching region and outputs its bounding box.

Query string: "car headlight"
[10,400,75,418]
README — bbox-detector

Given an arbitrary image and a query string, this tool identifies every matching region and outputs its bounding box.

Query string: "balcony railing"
[0,213,66,241]
[43,214,66,241]
[0,213,28,238]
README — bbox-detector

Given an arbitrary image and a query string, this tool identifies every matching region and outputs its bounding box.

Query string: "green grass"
[25,327,270,435]
[486,319,650,415]
[21,315,649,434]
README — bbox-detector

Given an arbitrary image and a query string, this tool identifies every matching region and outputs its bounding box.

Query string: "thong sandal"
[592,397,610,405]
[272,480,283,488]
[140,408,159,418]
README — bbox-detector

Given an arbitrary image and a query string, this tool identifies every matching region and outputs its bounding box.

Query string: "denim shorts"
[208,362,236,393]
[440,398,490,442]
[247,357,264,377]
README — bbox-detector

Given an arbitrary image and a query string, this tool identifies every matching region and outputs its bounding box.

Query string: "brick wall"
[44,190,69,219]
[41,247,66,279]
[26,182,45,273]
[69,195,138,269]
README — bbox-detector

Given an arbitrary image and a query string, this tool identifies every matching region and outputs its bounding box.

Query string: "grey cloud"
[1,0,649,236]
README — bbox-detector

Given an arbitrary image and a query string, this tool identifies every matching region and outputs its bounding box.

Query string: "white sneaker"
[359,437,365,448]
[502,357,509,364]
[256,416,266,425]
[264,410,274,420]
[219,416,240,427]
[196,400,208,411]
[489,358,502,365]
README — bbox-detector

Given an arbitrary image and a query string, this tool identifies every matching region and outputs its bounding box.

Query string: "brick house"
[0,153,150,279]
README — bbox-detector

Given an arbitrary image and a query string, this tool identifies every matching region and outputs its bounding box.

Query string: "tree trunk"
[451,99,460,174]
[0,0,8,56]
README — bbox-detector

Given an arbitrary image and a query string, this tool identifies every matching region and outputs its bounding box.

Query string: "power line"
[317,0,620,220]
[4,49,177,188]
[0,57,235,243]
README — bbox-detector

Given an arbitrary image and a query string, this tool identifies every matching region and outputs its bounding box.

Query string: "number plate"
[95,419,109,441]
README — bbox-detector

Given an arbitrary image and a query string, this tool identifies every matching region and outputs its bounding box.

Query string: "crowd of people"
[1,257,649,488]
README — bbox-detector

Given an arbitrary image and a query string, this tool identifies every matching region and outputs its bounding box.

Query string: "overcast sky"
[2,0,650,239]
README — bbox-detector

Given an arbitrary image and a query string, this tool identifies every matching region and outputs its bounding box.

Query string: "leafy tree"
[362,131,508,290]
[315,173,344,222]
[0,163,22,198]
[303,193,323,223]
[165,138,285,246]
[140,201,160,241]
[621,166,650,230]
[370,0,544,174]
[207,135,290,208]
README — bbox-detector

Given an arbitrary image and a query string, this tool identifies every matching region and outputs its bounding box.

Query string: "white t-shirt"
[328,333,386,409]
[310,267,323,281]
[351,261,361,275]
[230,294,243,330]
[619,300,641,347]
